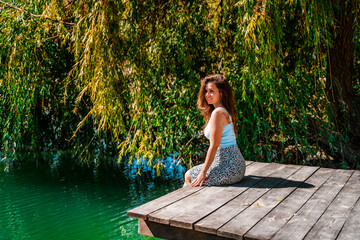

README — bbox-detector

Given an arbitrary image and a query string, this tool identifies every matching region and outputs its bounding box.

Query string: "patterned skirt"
[187,145,246,186]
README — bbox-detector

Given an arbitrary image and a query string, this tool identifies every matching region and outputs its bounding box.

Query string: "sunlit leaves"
[1,0,359,172]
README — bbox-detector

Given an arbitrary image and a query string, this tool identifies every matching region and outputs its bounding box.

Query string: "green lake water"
[0,158,185,240]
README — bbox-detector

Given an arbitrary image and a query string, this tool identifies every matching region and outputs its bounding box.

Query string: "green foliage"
[0,0,99,167]
[1,0,359,171]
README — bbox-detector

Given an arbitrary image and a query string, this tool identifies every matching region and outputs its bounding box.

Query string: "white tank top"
[204,107,237,149]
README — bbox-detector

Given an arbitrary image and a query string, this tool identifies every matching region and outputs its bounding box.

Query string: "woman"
[183,74,246,187]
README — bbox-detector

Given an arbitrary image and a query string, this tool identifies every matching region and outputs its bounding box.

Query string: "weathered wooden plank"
[217,165,317,239]
[148,186,223,224]
[242,161,268,172]
[303,171,359,240]
[148,162,275,226]
[129,161,257,220]
[195,163,301,235]
[271,169,353,240]
[129,160,360,240]
[127,185,205,219]
[127,161,251,219]
[336,196,360,240]
[244,167,334,240]
[245,161,255,166]
[192,163,287,234]
[138,219,231,240]
[170,162,286,229]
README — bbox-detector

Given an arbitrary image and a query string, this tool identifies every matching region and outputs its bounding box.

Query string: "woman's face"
[205,82,222,106]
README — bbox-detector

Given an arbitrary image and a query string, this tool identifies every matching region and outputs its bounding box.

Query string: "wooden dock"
[127,161,360,240]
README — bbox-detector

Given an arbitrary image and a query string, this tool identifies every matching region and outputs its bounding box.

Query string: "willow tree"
[232,0,360,167]
[1,0,359,171]
[325,0,360,157]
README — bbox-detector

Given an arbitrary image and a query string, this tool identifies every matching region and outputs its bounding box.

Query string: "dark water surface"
[0,158,185,240]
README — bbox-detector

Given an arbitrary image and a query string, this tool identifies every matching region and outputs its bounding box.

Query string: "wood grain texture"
[147,186,220,224]
[127,162,360,240]
[271,169,353,240]
[336,196,360,240]
[145,162,265,224]
[142,161,260,224]
[127,185,205,219]
[217,164,314,239]
[245,161,255,167]
[127,163,254,220]
[244,167,332,240]
[197,164,301,237]
[303,171,360,240]
[170,162,279,229]
[194,163,288,234]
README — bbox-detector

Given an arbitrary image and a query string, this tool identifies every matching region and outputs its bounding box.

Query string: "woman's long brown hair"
[197,74,237,135]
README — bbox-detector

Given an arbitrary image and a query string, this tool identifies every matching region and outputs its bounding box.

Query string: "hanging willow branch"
[1,0,359,172]
[0,0,75,25]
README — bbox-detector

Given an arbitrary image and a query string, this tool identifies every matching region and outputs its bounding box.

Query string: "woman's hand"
[191,171,208,187]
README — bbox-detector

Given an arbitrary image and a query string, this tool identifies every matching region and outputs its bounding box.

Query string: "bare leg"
[183,171,192,187]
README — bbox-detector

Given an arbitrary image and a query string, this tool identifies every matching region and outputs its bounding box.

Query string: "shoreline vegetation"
[1,0,359,174]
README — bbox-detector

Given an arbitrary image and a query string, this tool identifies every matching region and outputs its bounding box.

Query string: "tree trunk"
[325,0,360,167]
[326,0,360,142]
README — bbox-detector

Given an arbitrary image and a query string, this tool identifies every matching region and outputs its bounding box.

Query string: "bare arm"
[191,110,225,187]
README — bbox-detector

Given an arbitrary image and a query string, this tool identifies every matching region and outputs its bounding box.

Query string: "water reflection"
[0,156,185,240]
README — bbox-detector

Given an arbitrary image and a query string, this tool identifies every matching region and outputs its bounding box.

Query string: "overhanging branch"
[0,0,75,26]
